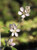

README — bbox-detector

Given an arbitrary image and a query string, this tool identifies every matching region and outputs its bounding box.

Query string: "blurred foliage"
[0,0,37,49]
[12,47,17,50]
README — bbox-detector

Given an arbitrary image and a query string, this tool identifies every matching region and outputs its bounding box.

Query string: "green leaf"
[2,27,9,33]
[31,0,37,6]
[23,1,28,8]
[12,47,17,50]
[32,31,37,35]
[10,0,19,13]
[0,21,4,27]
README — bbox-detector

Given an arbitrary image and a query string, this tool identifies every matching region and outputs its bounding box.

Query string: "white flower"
[10,28,20,37]
[18,6,30,19]
[10,24,20,37]
[8,39,15,46]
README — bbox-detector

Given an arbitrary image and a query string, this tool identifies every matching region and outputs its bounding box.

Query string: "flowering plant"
[1,6,31,50]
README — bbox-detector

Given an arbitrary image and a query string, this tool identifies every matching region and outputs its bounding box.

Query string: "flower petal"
[18,11,22,15]
[14,26,17,29]
[16,29,20,32]
[11,43,16,46]
[25,6,30,13]
[9,24,12,28]
[12,23,17,29]
[11,33,14,36]
[25,6,30,10]
[25,10,27,13]
[10,29,14,32]
[26,13,30,16]
[21,15,25,19]
[20,7,24,12]
[9,39,13,42]
[15,32,18,37]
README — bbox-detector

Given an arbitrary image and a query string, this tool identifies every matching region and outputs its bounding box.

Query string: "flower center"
[23,11,25,14]
[23,11,26,15]
[14,30,16,33]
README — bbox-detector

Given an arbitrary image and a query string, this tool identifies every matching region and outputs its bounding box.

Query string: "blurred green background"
[0,0,37,47]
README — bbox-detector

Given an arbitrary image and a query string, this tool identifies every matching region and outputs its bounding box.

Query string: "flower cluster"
[7,23,20,46]
[18,6,30,19]
[8,6,31,47]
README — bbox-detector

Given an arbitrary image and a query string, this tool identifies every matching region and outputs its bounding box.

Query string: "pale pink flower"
[18,6,30,19]
[8,39,16,46]
[10,24,20,37]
